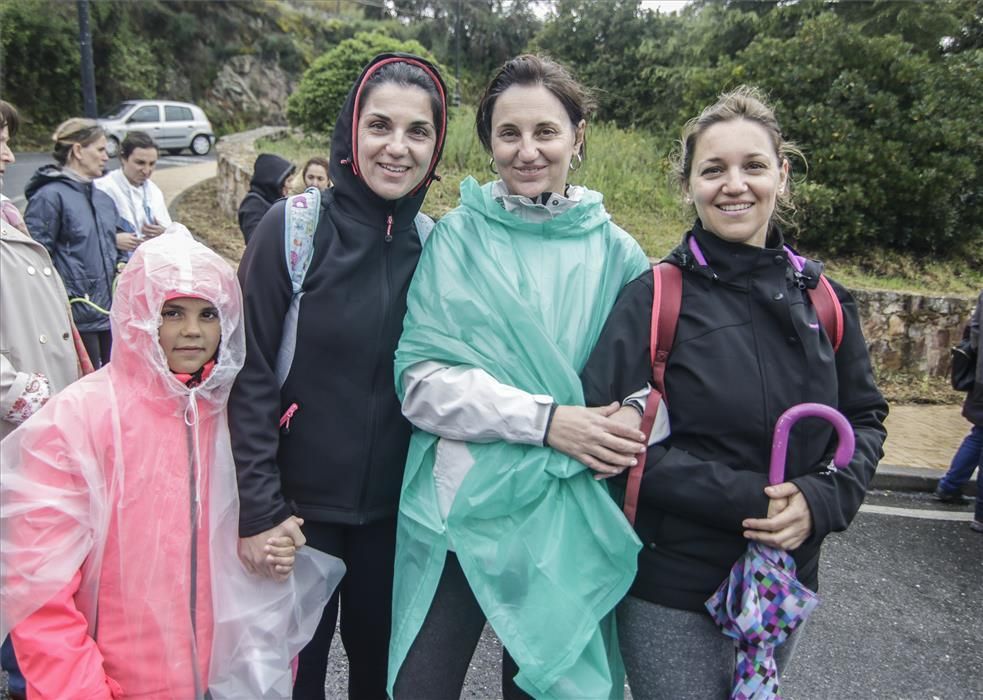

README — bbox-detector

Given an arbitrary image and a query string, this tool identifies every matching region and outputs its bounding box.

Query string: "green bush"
[286,31,445,134]
[0,0,81,127]
[713,12,982,258]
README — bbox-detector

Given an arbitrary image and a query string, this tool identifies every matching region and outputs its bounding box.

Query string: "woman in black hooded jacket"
[237,152,296,243]
[229,54,447,699]
[581,86,887,698]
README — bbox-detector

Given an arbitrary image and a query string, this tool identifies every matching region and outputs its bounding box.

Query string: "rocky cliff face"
[207,55,296,126]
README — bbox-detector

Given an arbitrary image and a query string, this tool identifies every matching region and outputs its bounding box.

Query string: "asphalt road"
[322,489,980,700]
[2,151,215,211]
[0,488,976,700]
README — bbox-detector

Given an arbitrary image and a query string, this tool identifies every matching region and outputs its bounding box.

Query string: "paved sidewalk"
[157,160,217,207]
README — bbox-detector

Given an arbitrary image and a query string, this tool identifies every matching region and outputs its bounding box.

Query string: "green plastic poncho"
[387,177,651,698]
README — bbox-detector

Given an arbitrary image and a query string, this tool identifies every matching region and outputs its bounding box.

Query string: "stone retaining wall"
[854,290,973,377]
[214,126,289,219]
[214,128,977,377]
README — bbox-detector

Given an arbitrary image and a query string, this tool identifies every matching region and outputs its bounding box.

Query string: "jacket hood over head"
[249,154,295,202]
[109,223,244,416]
[330,52,448,224]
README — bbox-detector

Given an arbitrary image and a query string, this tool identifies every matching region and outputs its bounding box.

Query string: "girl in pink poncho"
[1,226,341,700]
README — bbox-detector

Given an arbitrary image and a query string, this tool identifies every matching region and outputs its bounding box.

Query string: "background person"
[300,156,331,191]
[389,54,650,699]
[935,290,982,532]
[237,153,295,243]
[580,86,888,698]
[229,53,447,699]
[24,118,122,368]
[95,130,172,254]
[0,98,89,700]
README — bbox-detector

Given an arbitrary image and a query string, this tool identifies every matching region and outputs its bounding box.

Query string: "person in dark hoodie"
[580,86,888,698]
[237,153,296,243]
[229,54,447,699]
[24,118,122,368]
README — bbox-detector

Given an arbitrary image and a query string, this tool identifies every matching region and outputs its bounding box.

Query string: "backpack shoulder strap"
[783,246,844,353]
[283,187,322,294]
[649,262,683,395]
[807,275,844,352]
[624,262,682,525]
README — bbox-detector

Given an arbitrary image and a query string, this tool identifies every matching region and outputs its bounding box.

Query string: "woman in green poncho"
[388,55,651,699]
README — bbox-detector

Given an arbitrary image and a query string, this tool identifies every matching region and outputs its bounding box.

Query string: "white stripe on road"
[860,503,974,521]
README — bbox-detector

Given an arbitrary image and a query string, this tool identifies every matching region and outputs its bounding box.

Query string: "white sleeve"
[401,361,555,445]
[621,384,669,447]
[150,182,172,227]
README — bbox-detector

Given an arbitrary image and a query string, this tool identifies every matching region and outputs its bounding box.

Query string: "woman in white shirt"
[95,130,172,254]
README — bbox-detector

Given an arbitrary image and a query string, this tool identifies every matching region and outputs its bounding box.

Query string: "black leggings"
[79,330,112,369]
[293,518,396,700]
[392,552,532,700]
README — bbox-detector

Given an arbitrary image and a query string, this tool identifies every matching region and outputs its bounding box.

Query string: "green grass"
[259,109,980,297]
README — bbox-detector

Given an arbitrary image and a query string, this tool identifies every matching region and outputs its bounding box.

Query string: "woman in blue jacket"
[25,118,121,368]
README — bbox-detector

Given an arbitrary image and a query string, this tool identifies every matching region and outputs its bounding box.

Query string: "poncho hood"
[109,224,244,417]
[460,176,610,236]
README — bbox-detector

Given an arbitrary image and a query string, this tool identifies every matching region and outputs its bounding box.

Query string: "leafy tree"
[286,31,441,134]
[711,11,982,257]
[0,0,82,129]
[390,0,541,102]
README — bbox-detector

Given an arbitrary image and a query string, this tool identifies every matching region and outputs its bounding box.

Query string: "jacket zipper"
[357,214,395,517]
[185,407,205,700]
[280,402,299,432]
[86,184,115,300]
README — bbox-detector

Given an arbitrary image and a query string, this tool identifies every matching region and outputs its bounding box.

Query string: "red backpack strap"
[624,263,682,525]
[807,275,843,352]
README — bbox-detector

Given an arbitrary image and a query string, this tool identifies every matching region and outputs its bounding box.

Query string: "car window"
[165,105,194,122]
[128,105,160,123]
[101,102,135,120]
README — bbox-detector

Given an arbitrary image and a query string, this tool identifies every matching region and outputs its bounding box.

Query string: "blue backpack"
[273,187,435,387]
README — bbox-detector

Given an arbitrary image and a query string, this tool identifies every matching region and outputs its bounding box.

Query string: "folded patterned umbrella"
[706,403,856,700]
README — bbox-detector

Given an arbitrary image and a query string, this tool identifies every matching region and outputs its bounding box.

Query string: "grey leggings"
[617,595,804,700]
[392,552,531,700]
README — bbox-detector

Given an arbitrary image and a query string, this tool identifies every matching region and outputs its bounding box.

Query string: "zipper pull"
[279,402,299,432]
[384,214,393,243]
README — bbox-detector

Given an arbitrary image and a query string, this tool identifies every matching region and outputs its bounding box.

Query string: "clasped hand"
[742,482,813,551]
[546,402,646,479]
[237,515,306,582]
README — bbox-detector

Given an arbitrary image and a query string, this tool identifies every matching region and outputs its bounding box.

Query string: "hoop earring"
[488,158,498,175]
[569,153,583,171]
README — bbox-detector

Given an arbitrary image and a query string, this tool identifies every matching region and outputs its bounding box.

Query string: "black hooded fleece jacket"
[581,222,888,612]
[230,54,447,537]
[237,153,295,243]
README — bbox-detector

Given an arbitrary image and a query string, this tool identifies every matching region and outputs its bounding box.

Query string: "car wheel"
[106,136,120,158]
[190,135,211,156]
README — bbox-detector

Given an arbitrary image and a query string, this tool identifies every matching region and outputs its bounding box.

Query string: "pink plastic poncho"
[1,225,344,700]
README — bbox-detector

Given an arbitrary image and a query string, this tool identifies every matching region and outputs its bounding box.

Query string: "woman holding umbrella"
[580,86,888,698]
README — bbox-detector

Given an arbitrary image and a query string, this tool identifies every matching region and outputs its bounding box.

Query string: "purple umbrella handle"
[768,403,856,485]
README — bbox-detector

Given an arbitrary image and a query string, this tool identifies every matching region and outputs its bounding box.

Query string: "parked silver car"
[99,100,215,157]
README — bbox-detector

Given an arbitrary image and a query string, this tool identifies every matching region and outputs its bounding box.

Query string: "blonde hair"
[51,118,104,166]
[673,86,804,230]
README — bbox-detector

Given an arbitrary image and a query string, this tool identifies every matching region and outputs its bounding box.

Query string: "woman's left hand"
[741,482,813,551]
